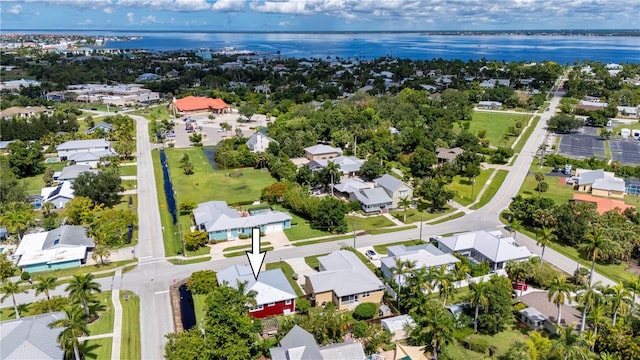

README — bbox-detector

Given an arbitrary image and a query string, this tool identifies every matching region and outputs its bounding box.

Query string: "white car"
[365,250,379,260]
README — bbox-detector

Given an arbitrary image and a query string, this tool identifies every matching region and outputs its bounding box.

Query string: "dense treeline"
[544,153,640,179]
[0,111,80,141]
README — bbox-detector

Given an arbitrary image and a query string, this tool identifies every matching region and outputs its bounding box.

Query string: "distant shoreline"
[4,29,640,37]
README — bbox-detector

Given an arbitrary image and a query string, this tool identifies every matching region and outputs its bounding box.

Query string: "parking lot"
[166,110,268,148]
[558,126,605,159]
[610,139,640,165]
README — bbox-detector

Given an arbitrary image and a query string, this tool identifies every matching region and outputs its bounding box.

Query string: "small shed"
[381,314,415,342]
[519,307,547,331]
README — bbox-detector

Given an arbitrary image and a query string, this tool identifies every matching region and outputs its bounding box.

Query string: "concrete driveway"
[357,245,382,268]
[287,258,317,290]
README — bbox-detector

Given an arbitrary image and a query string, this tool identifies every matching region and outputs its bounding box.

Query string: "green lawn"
[273,204,332,241]
[390,207,455,223]
[512,116,540,155]
[292,234,355,247]
[346,215,395,232]
[304,254,329,270]
[193,294,208,331]
[19,162,67,195]
[464,111,532,148]
[165,147,276,205]
[87,291,114,335]
[265,261,305,297]
[114,194,137,212]
[27,259,137,280]
[471,169,508,210]
[373,239,427,255]
[447,169,493,206]
[86,338,112,360]
[130,105,172,122]
[120,291,141,360]
[121,180,137,190]
[518,167,575,204]
[222,242,272,252]
[444,323,530,359]
[167,257,211,265]
[430,212,465,224]
[118,165,138,176]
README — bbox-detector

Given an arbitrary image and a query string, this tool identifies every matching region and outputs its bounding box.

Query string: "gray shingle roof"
[304,144,343,156]
[43,225,94,249]
[56,139,110,151]
[354,187,392,206]
[216,265,296,305]
[67,150,116,162]
[592,177,626,192]
[271,325,323,360]
[307,250,384,297]
[85,122,114,135]
[310,156,363,173]
[576,169,605,186]
[436,230,532,263]
[374,174,407,192]
[193,201,291,233]
[1,312,65,360]
[57,164,97,181]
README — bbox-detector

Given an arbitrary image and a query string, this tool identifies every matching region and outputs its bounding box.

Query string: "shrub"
[513,302,527,311]
[20,271,31,282]
[453,327,475,341]
[187,270,217,294]
[353,302,378,320]
[537,181,549,192]
[353,321,369,338]
[296,297,311,314]
[30,296,67,315]
[462,335,490,354]
[184,230,208,251]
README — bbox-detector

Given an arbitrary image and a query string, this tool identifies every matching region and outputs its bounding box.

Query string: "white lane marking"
[154,290,169,295]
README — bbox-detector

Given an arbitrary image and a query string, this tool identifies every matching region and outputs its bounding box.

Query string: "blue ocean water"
[64,31,640,63]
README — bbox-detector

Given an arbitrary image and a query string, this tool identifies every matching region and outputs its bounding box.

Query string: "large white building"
[56,139,116,167]
[66,84,160,106]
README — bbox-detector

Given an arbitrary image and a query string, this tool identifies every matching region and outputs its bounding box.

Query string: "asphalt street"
[4,80,629,358]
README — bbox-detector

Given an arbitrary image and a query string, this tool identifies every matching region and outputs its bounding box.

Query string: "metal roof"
[354,187,392,206]
[193,201,291,233]
[56,139,110,151]
[217,265,296,306]
[374,174,407,192]
[307,250,384,297]
[57,164,96,181]
[304,144,343,155]
[1,312,65,360]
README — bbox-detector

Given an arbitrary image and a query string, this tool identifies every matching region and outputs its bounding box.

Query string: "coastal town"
[1,28,640,360]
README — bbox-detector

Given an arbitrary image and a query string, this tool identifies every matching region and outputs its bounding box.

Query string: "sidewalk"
[111,271,123,359]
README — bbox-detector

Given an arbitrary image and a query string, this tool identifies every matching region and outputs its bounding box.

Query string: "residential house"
[570,169,626,198]
[309,156,364,176]
[170,96,231,115]
[381,244,459,285]
[14,225,94,273]
[433,230,533,271]
[40,181,74,209]
[518,291,582,334]
[135,73,160,82]
[352,188,393,213]
[1,312,65,360]
[56,139,116,167]
[381,314,416,342]
[478,101,503,110]
[270,325,366,360]
[55,164,98,182]
[0,140,15,153]
[85,121,114,135]
[333,178,371,196]
[374,174,413,209]
[217,265,297,318]
[193,201,291,241]
[304,144,343,160]
[245,133,278,153]
[0,106,48,119]
[304,250,385,310]
[436,147,464,164]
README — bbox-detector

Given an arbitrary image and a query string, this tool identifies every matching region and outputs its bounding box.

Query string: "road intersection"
[3,81,628,359]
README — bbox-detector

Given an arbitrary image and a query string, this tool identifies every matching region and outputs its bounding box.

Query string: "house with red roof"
[169,96,230,115]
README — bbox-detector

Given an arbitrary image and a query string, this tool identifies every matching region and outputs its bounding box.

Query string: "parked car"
[217,128,226,132]
[365,250,379,260]
[512,281,528,291]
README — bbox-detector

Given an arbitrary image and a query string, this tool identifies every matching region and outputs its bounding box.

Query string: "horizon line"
[3,29,640,34]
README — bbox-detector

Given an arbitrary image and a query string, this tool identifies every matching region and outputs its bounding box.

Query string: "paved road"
[3,76,623,357]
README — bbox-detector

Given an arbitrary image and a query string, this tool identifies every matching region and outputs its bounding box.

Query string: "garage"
[264,223,283,233]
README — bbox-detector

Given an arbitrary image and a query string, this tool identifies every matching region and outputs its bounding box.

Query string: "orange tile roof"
[572,193,635,214]
[173,96,229,112]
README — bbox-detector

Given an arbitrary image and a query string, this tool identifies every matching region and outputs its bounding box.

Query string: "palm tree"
[509,218,523,239]
[1,280,27,319]
[575,281,603,334]
[431,265,456,306]
[468,279,489,332]
[0,202,35,241]
[325,161,342,196]
[586,303,608,342]
[578,227,612,285]
[551,326,589,360]
[415,301,455,359]
[624,275,640,315]
[33,275,58,300]
[49,304,90,360]
[536,227,555,264]
[453,260,471,281]
[548,274,574,325]
[603,282,631,326]
[398,196,411,223]
[65,274,101,316]
[91,245,111,266]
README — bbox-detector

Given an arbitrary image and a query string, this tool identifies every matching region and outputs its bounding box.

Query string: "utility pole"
[419,212,423,241]
[352,221,356,249]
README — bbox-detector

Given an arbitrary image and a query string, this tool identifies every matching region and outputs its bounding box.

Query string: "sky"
[1,0,638,32]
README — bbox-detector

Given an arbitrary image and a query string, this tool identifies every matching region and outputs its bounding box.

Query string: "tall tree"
[65,274,101,316]
[409,300,455,360]
[624,276,640,316]
[433,265,456,306]
[33,275,58,300]
[575,281,603,334]
[603,283,631,326]
[6,140,45,178]
[398,196,411,223]
[469,279,489,332]
[578,227,612,285]
[48,304,90,360]
[1,280,28,319]
[548,274,574,325]
[0,202,34,241]
[550,326,589,360]
[536,227,555,264]
[73,169,123,207]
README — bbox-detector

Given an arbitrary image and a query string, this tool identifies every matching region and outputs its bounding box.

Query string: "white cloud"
[126,12,135,24]
[8,5,22,14]
[116,0,211,11]
[140,15,160,24]
[212,0,245,11]
[277,20,290,26]
[103,7,113,14]
[78,18,93,25]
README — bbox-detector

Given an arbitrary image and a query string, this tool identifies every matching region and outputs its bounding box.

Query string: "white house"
[56,139,116,167]
[245,133,278,153]
[433,230,533,271]
[40,181,74,209]
[380,244,459,285]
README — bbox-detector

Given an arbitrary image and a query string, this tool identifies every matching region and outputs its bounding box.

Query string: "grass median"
[470,169,508,210]
[120,290,141,360]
